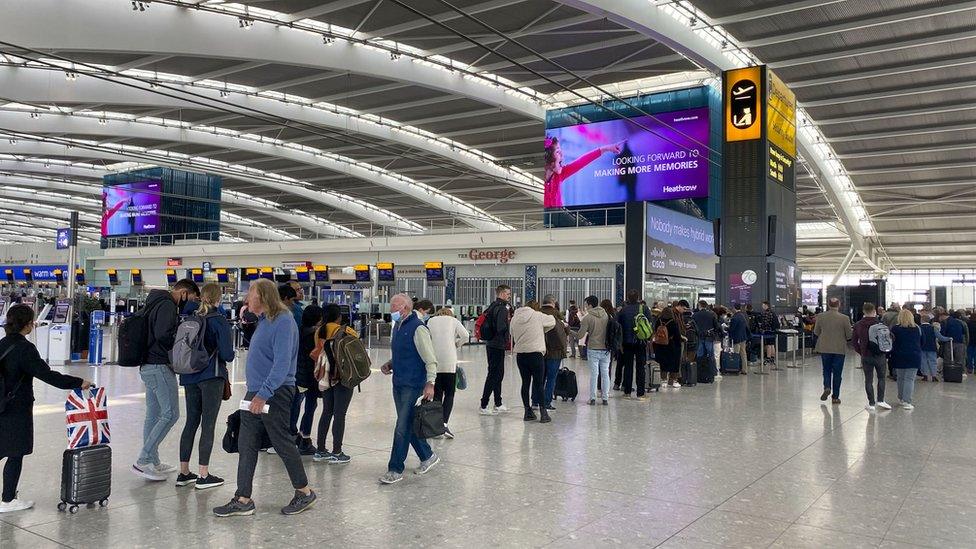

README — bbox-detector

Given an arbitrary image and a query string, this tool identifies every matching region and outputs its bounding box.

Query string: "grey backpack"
[170,313,217,375]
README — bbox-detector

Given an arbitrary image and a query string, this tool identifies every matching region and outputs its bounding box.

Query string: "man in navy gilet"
[379,294,439,484]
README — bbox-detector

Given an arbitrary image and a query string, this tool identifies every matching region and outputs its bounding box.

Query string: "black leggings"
[516,352,544,409]
[179,377,224,466]
[434,372,457,424]
[2,455,23,502]
[317,384,353,454]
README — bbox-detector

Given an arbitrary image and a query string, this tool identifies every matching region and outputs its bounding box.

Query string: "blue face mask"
[420,313,430,322]
[390,311,402,323]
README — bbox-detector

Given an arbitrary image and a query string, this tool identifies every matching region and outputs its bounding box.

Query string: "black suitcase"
[680,360,697,386]
[554,367,578,401]
[60,444,111,513]
[697,355,715,383]
[943,365,964,383]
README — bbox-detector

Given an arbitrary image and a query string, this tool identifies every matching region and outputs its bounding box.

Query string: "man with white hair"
[379,294,439,484]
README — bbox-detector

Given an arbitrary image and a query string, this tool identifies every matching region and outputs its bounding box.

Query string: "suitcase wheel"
[57,502,66,512]
[99,499,109,507]
[570,397,575,402]
[69,505,79,514]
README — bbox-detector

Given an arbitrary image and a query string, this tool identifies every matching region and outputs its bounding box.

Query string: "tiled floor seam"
[3,521,71,548]
[652,403,874,548]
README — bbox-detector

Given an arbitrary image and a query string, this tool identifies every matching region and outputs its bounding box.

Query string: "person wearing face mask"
[132,279,201,481]
[379,295,439,485]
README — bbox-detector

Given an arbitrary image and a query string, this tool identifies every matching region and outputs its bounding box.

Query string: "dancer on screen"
[544,136,623,208]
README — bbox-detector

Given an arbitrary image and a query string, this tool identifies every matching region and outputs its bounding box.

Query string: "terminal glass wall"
[803,269,976,309]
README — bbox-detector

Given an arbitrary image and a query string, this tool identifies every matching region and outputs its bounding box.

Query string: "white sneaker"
[0,499,33,513]
[132,463,167,481]
[266,447,278,454]
[865,404,876,412]
[902,403,915,410]
[494,405,509,413]
[876,401,892,410]
[479,407,493,416]
[154,462,177,474]
[672,382,682,388]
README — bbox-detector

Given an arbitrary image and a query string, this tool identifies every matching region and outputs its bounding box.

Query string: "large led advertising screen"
[645,203,717,281]
[544,107,710,208]
[101,181,162,237]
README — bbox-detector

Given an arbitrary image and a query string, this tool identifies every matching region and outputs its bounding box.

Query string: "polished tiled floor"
[2,346,974,548]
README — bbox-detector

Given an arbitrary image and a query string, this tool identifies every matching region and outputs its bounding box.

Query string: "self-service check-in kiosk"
[35,302,54,360]
[48,299,72,366]
[88,309,106,365]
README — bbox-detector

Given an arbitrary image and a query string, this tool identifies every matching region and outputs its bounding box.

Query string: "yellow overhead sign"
[724,66,763,142]
[766,69,796,157]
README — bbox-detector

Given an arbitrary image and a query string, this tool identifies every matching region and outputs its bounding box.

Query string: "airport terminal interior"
[0,0,975,547]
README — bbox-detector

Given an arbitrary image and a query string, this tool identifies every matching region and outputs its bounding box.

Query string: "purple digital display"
[544,107,710,208]
[101,181,161,237]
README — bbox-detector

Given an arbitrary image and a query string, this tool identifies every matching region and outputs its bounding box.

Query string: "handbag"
[455,366,468,390]
[222,377,233,401]
[412,399,446,439]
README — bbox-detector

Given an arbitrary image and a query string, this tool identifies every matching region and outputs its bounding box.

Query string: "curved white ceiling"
[0,0,547,119]
[0,108,510,231]
[0,65,543,198]
[0,133,423,234]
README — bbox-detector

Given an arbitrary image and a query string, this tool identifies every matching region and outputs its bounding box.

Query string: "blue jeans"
[588,349,611,401]
[967,345,976,371]
[820,353,845,399]
[921,352,938,378]
[139,363,180,466]
[540,358,561,406]
[387,385,433,475]
[896,369,916,404]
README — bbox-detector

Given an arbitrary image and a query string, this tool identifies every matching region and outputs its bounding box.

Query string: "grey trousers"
[861,355,886,405]
[235,386,308,499]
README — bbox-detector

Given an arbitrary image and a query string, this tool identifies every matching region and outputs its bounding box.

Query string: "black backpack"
[605,317,623,354]
[117,300,163,367]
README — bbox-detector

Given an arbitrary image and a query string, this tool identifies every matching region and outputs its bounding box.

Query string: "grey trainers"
[415,453,440,475]
[281,490,317,516]
[213,498,256,517]
[379,471,403,484]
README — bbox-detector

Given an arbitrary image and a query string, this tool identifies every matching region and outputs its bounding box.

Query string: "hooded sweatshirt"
[510,307,556,355]
[578,306,609,350]
[143,288,180,366]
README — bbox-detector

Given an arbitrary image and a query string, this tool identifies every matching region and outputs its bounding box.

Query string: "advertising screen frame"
[101,180,162,237]
[644,203,717,282]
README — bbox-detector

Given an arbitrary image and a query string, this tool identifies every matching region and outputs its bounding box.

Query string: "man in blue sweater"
[729,303,751,374]
[214,278,315,517]
[379,294,439,485]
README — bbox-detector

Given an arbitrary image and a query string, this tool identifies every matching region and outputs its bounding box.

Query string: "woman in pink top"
[544,136,624,208]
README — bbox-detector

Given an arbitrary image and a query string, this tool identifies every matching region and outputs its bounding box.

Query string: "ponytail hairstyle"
[197,283,221,316]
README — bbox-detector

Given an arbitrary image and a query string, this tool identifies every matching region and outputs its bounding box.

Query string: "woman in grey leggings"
[177,283,235,489]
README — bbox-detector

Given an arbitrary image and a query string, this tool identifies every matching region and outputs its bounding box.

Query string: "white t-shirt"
[426,315,469,373]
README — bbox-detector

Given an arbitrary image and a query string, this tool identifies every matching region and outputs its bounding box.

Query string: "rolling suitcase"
[720,351,743,374]
[943,365,964,383]
[59,444,111,513]
[554,367,578,401]
[697,354,715,383]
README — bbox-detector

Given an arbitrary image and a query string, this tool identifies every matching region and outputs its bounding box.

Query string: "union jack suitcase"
[60,388,111,513]
[60,444,112,513]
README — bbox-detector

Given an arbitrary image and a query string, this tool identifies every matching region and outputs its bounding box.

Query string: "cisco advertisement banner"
[101,181,162,237]
[645,204,717,281]
[544,107,710,208]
